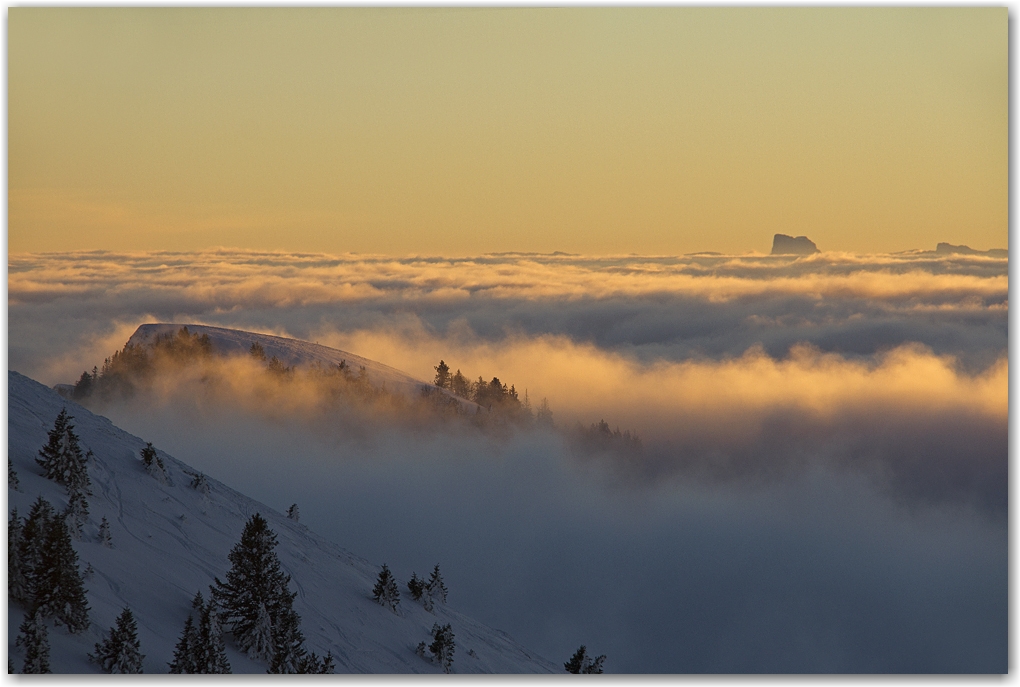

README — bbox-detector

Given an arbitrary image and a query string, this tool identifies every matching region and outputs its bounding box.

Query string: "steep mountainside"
[8,370,556,674]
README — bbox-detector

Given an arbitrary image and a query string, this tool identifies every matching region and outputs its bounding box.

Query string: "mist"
[8,248,1007,671]
[92,392,1005,673]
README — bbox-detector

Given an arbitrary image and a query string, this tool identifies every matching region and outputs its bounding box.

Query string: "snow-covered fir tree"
[372,563,401,612]
[190,471,210,495]
[426,564,448,606]
[9,459,20,491]
[18,497,54,603]
[267,606,306,673]
[63,489,89,540]
[428,623,456,673]
[168,614,197,674]
[15,609,51,674]
[286,503,299,522]
[198,595,231,673]
[564,645,605,674]
[90,607,144,673]
[36,409,90,493]
[296,651,335,674]
[407,572,425,601]
[98,516,112,547]
[169,592,230,673]
[34,511,90,633]
[212,513,303,663]
[140,442,168,484]
[9,508,28,603]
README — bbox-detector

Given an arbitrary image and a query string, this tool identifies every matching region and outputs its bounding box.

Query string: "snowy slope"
[127,324,471,409]
[8,370,556,674]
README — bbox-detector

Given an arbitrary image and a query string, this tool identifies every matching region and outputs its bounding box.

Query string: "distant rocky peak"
[771,234,819,255]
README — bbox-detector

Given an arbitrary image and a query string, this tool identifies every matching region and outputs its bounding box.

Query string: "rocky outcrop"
[936,242,1007,258]
[771,234,819,255]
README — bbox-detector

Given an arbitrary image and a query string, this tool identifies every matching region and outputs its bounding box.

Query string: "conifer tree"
[98,516,113,547]
[296,651,335,674]
[9,508,28,603]
[434,360,451,389]
[212,513,301,663]
[564,645,605,674]
[536,398,554,427]
[90,607,144,673]
[428,623,455,673]
[286,504,299,522]
[34,513,89,631]
[267,606,306,673]
[407,573,424,601]
[35,513,90,633]
[36,409,90,493]
[141,443,168,483]
[198,595,231,673]
[372,564,400,612]
[9,459,20,491]
[19,497,55,601]
[190,472,210,495]
[68,449,93,497]
[168,614,197,674]
[16,609,51,674]
[169,592,230,673]
[426,564,448,606]
[64,490,89,540]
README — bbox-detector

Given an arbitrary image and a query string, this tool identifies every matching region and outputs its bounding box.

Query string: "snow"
[8,370,556,674]
[126,323,475,411]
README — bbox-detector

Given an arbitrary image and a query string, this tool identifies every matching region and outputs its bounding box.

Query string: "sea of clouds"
[8,249,1007,671]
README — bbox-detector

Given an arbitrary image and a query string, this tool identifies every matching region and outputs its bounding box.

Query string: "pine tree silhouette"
[16,610,50,674]
[170,592,231,673]
[428,623,455,673]
[98,516,113,547]
[407,573,425,601]
[140,443,168,483]
[36,409,90,493]
[372,563,401,612]
[9,459,20,491]
[564,645,605,674]
[426,564,448,605]
[267,606,306,673]
[168,614,197,674]
[90,607,143,673]
[34,513,90,633]
[18,497,55,604]
[8,508,28,603]
[212,513,301,663]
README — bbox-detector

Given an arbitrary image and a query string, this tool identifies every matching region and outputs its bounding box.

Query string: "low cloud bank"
[9,249,1007,385]
[10,249,1006,671]
[96,394,1006,673]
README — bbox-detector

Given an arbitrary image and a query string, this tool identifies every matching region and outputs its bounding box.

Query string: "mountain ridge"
[8,369,556,673]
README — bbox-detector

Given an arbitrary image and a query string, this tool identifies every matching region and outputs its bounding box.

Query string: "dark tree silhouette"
[90,607,144,673]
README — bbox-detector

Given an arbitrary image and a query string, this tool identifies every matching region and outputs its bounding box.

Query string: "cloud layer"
[8,249,1007,671]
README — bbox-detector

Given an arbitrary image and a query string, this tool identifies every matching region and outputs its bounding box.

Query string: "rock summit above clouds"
[771,234,819,255]
[935,242,1008,258]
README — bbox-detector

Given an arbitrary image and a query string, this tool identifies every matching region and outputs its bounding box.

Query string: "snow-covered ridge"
[125,323,475,411]
[8,370,555,673]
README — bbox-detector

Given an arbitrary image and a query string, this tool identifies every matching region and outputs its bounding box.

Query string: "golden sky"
[8,7,1006,256]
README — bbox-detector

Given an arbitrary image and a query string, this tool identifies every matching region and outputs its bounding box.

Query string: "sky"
[8,7,1007,256]
[5,7,1009,673]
